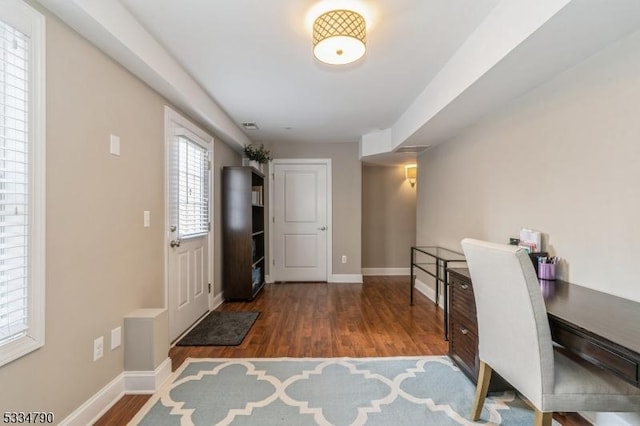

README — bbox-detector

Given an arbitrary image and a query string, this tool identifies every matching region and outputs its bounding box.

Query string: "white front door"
[166,109,211,341]
[273,161,329,282]
[168,234,208,341]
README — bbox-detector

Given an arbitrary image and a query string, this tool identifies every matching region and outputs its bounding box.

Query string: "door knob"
[170,239,181,248]
[318,226,327,231]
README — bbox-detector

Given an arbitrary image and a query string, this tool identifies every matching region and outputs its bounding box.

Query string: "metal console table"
[410,246,466,340]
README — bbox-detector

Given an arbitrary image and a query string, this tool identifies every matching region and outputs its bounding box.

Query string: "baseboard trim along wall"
[266,275,360,283]
[329,274,363,283]
[212,292,224,310]
[361,268,410,276]
[414,278,444,308]
[123,357,172,394]
[59,357,171,426]
[58,373,124,426]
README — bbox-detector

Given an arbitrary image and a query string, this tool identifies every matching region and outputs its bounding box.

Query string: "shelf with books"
[222,166,266,300]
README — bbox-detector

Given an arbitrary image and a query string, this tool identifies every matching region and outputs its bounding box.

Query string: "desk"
[410,246,466,340]
[543,279,640,387]
[448,268,640,388]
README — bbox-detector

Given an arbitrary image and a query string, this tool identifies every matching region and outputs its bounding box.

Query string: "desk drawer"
[551,321,638,385]
[450,318,478,375]
[451,302,478,336]
[450,276,477,327]
[451,282,475,309]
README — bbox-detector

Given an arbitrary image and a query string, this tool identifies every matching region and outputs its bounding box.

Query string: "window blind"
[176,135,209,238]
[0,19,30,345]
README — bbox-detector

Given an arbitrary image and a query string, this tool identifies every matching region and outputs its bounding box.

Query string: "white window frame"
[174,128,210,239]
[0,0,46,368]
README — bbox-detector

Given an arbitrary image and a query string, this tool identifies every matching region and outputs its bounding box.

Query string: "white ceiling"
[37,0,640,164]
[118,0,499,145]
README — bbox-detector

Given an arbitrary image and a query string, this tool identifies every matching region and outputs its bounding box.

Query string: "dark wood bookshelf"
[222,166,265,300]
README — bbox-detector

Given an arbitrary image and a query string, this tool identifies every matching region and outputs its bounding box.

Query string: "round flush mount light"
[313,9,366,65]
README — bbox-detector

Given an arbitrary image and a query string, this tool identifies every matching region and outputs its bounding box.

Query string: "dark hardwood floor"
[95,276,589,425]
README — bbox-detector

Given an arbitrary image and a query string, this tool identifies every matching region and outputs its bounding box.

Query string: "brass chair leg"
[471,361,492,420]
[534,409,552,426]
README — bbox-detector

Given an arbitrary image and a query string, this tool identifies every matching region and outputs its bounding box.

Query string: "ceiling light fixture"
[313,9,366,65]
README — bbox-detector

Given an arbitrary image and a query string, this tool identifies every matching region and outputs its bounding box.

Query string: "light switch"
[110,326,121,350]
[144,211,151,227]
[110,134,120,156]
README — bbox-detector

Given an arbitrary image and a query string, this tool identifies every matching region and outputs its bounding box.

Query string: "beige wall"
[266,142,362,275]
[0,6,239,418]
[362,165,416,268]
[416,29,640,302]
[0,7,164,415]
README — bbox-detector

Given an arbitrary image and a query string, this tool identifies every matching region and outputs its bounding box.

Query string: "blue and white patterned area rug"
[129,356,550,425]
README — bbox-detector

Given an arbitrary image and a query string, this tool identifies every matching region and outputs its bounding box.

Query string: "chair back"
[461,238,554,408]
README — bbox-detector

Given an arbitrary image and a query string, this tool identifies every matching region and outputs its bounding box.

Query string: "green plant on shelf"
[243,144,272,164]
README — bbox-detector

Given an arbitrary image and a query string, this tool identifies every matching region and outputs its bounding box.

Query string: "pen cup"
[538,262,556,280]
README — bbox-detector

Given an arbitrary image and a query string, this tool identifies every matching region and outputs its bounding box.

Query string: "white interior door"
[167,123,211,341]
[273,162,328,282]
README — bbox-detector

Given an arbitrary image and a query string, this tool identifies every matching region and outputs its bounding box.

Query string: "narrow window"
[0,1,45,367]
[176,134,209,238]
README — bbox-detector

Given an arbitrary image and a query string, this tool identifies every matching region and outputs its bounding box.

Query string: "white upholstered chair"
[460,238,640,426]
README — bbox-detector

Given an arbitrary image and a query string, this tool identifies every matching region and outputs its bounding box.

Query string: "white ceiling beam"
[359,0,571,160]
[361,0,640,159]
[395,0,640,150]
[37,0,252,149]
[390,0,571,149]
[359,129,392,158]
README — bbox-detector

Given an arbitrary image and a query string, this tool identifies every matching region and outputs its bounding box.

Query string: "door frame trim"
[163,106,214,326]
[268,158,333,282]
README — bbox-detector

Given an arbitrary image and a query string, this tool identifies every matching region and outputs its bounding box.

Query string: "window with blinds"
[0,18,30,346]
[0,1,45,367]
[176,135,210,238]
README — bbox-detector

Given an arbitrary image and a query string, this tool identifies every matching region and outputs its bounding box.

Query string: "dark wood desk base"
[448,269,509,390]
[549,315,639,388]
[447,268,640,388]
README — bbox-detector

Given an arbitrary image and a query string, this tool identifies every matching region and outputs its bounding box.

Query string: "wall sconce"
[405,164,417,187]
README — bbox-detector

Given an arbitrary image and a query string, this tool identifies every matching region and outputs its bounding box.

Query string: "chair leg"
[471,361,492,420]
[534,409,552,426]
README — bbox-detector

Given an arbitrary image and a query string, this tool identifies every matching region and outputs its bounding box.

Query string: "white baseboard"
[265,274,274,284]
[123,357,172,394]
[212,292,224,310]
[361,268,410,276]
[582,411,640,426]
[329,274,363,283]
[414,278,444,307]
[58,373,125,426]
[59,357,172,426]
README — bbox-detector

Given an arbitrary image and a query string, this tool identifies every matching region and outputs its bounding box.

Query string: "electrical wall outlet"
[110,326,121,350]
[93,336,104,361]
[341,255,347,264]
[143,211,151,228]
